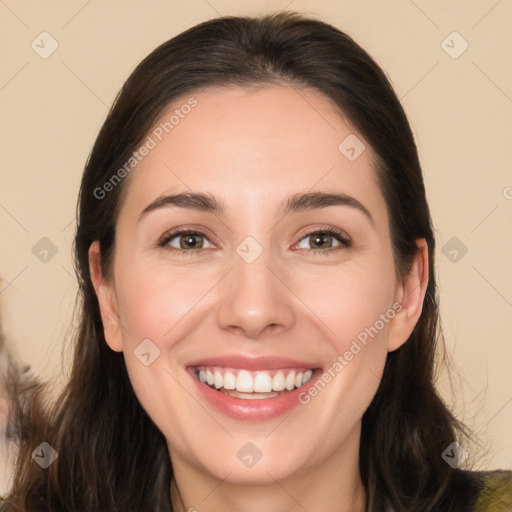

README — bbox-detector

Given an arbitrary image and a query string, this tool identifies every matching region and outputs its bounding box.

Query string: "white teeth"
[253,372,273,393]
[236,370,254,392]
[214,371,223,389]
[285,372,296,391]
[302,370,313,385]
[272,371,286,391]
[196,367,315,395]
[223,371,236,390]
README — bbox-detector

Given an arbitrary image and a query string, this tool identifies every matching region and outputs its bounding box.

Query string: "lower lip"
[187,368,322,421]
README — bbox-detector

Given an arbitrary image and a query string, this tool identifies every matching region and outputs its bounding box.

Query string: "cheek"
[290,259,396,414]
[114,261,216,345]
[113,262,211,447]
[293,260,397,350]
[287,262,395,461]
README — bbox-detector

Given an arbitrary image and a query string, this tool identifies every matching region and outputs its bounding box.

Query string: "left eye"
[296,230,351,251]
[164,231,213,250]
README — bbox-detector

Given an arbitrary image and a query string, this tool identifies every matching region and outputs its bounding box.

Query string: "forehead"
[119,85,387,223]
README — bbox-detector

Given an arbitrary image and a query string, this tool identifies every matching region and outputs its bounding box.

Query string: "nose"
[216,248,296,340]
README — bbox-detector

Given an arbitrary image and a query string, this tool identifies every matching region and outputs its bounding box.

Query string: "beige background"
[1,0,511,473]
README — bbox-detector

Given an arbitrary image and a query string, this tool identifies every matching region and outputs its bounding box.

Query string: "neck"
[169,425,366,512]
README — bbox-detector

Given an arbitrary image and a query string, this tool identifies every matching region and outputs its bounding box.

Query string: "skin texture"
[89,85,428,512]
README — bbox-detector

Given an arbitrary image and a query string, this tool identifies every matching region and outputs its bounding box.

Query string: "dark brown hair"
[5,12,481,511]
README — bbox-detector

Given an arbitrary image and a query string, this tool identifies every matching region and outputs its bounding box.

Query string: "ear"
[88,241,123,352]
[387,238,429,352]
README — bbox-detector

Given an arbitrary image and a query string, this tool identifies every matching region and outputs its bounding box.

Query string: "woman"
[3,12,511,512]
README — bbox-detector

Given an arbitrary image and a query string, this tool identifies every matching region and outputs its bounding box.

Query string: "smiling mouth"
[192,366,315,399]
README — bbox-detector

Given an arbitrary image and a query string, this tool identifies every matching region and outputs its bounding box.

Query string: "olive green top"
[474,470,512,512]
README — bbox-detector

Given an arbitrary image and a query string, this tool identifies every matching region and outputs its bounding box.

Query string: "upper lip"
[186,355,322,371]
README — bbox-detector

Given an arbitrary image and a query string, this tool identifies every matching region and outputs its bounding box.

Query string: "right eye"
[159,230,214,254]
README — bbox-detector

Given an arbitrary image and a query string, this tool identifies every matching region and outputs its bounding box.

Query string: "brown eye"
[296,229,351,252]
[161,231,213,252]
[309,233,335,249]
[177,233,204,249]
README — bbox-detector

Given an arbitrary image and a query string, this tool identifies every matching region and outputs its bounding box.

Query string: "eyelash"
[158,227,352,256]
[296,228,352,254]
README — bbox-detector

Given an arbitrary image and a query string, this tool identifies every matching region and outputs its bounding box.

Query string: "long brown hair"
[5,12,481,511]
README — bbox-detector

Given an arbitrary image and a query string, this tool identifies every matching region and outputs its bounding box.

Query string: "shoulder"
[438,469,512,511]
[472,470,512,512]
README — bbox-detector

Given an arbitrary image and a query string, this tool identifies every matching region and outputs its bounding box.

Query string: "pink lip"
[186,354,321,371]
[185,355,323,422]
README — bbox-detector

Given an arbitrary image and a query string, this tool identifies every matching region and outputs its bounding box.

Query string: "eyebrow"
[138,191,374,225]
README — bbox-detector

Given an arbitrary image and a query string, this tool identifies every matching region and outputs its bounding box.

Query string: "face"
[90,85,427,488]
